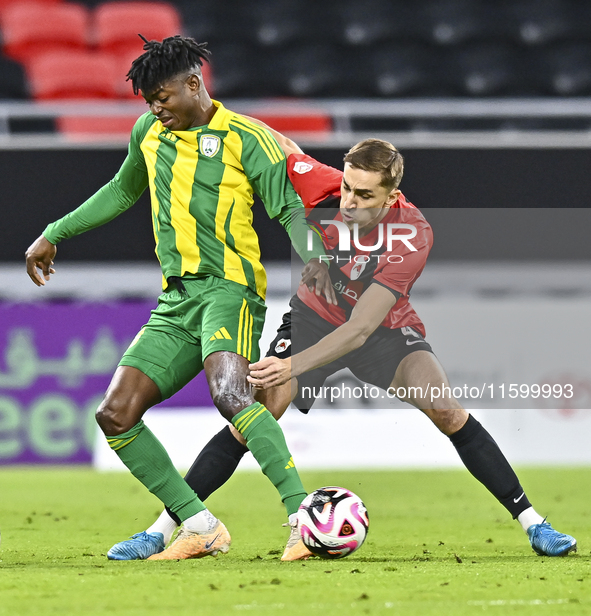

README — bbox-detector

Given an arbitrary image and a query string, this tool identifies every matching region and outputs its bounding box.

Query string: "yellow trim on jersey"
[219,130,267,297]
[216,131,249,287]
[140,123,162,248]
[169,132,201,275]
[232,116,285,162]
[246,309,254,360]
[237,298,248,357]
[229,118,282,165]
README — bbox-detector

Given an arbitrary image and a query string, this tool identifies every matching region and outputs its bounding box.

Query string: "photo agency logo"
[307,219,418,267]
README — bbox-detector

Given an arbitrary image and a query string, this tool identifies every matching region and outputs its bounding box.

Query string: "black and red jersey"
[287,153,433,337]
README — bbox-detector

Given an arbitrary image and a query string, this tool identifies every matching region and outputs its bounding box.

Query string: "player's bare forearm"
[248,322,367,389]
[25,235,57,286]
[248,284,398,387]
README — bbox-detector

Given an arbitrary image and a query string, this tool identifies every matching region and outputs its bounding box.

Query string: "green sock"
[232,403,306,516]
[105,421,205,522]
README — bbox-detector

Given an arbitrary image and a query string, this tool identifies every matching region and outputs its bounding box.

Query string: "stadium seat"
[1,2,90,65]
[264,44,350,97]
[417,0,502,46]
[253,113,332,134]
[503,0,582,46]
[336,0,409,47]
[444,43,528,96]
[248,0,311,48]
[26,51,119,99]
[176,0,230,46]
[0,0,61,21]
[94,1,181,56]
[209,43,263,98]
[0,54,28,98]
[360,44,438,97]
[533,43,591,96]
[57,115,138,138]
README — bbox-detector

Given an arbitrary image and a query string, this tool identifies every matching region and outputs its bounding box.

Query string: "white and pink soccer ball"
[298,486,369,559]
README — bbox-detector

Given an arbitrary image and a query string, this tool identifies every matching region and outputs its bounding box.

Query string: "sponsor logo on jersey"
[199,135,221,157]
[275,338,291,354]
[293,161,314,174]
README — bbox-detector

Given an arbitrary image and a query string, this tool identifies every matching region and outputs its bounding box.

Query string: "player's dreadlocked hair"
[126,35,211,96]
[344,139,404,190]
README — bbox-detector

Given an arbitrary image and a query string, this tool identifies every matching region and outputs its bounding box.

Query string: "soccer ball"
[298,486,369,559]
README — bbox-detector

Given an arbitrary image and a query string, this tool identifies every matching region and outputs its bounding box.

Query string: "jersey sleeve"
[233,121,303,216]
[286,153,342,208]
[372,212,434,297]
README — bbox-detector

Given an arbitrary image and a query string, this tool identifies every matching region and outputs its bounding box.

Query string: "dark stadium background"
[4,146,591,263]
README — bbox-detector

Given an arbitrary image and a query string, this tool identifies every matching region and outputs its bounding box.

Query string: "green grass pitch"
[0,467,590,615]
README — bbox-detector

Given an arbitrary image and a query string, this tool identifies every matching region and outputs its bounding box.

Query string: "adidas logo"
[284,457,295,469]
[209,327,232,341]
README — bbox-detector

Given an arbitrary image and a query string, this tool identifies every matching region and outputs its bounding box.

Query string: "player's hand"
[248,356,292,389]
[300,259,337,305]
[25,235,57,286]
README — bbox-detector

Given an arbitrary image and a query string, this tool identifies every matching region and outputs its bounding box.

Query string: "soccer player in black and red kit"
[109,129,577,562]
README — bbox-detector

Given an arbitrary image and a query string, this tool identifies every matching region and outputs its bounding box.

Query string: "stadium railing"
[3,98,591,148]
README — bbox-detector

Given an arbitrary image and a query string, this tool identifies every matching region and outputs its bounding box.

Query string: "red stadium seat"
[26,51,119,99]
[94,1,181,56]
[254,114,332,134]
[1,2,90,64]
[57,115,139,138]
[0,0,62,22]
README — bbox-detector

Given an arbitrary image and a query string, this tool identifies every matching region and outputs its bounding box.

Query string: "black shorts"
[266,297,433,413]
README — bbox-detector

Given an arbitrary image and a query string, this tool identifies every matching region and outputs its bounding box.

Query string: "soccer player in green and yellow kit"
[25,36,331,561]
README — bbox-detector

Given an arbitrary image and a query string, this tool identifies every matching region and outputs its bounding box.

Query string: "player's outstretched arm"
[248,283,398,388]
[25,235,57,286]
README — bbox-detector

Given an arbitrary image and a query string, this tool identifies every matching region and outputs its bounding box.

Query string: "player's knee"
[95,395,137,436]
[428,405,467,435]
[212,390,254,421]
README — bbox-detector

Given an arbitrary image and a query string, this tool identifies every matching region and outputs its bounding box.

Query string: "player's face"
[340,164,400,234]
[143,75,201,131]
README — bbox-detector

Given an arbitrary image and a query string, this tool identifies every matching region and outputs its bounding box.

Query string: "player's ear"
[386,189,401,207]
[186,73,201,93]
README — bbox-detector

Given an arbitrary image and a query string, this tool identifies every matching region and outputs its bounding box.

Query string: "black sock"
[449,415,532,519]
[165,426,248,525]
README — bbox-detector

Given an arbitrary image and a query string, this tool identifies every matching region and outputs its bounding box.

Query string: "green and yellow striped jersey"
[43,100,308,300]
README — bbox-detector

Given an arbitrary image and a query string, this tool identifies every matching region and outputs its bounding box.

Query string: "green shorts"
[119,276,266,400]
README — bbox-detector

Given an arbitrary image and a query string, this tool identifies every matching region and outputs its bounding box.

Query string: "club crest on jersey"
[199,134,221,157]
[275,338,291,354]
[293,161,313,174]
[350,259,368,280]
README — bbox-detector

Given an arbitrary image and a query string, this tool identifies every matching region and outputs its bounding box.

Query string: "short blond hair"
[344,139,404,190]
